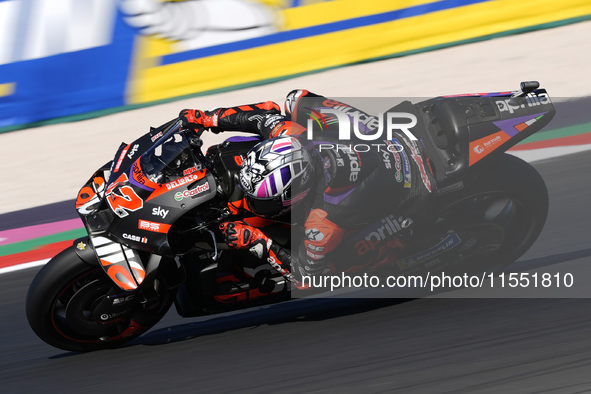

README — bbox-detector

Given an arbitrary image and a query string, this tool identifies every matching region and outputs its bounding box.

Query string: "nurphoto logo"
[306,108,419,153]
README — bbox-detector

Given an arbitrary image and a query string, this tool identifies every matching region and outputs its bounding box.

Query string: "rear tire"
[434,153,548,272]
[26,246,173,352]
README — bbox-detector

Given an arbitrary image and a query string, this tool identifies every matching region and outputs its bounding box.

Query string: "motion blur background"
[1,0,590,129]
[0,0,590,214]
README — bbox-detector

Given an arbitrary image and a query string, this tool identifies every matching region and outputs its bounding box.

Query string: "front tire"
[26,245,173,352]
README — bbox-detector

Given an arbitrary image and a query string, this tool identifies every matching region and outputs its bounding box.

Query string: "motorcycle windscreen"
[139,122,203,185]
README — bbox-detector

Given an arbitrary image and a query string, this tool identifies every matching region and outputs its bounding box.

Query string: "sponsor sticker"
[469,131,510,165]
[390,139,411,188]
[183,164,201,176]
[495,92,551,114]
[122,233,148,243]
[113,145,130,173]
[174,182,211,201]
[355,215,413,255]
[138,220,171,233]
[127,144,139,160]
[401,136,431,192]
[392,150,403,183]
[151,131,163,142]
[305,228,325,241]
[165,173,200,191]
[132,163,150,185]
[264,114,284,128]
[152,206,170,219]
[397,233,461,270]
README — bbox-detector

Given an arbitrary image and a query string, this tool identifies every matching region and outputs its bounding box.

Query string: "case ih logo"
[138,220,171,233]
[122,233,148,243]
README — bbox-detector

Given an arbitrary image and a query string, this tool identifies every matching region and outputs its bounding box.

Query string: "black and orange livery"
[27,82,556,353]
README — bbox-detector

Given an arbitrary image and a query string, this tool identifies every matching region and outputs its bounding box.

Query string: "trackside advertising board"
[0,0,590,131]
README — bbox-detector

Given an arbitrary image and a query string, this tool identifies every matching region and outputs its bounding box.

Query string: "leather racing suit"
[180,90,437,287]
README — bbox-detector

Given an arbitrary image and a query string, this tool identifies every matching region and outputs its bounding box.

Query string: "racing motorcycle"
[26,81,555,352]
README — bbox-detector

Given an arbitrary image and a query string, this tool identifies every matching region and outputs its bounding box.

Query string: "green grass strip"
[517,121,591,144]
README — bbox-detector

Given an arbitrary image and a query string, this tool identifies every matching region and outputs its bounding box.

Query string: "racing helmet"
[239,136,313,218]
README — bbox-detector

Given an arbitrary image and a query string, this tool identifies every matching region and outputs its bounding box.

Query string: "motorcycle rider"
[180,90,436,288]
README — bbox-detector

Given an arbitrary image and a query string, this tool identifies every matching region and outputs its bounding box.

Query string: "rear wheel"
[432,154,548,273]
[26,246,174,352]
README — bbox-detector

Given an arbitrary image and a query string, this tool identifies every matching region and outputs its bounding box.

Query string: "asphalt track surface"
[1,150,590,393]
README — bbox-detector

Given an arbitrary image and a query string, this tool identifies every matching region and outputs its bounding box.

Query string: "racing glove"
[179,109,219,134]
[219,221,301,287]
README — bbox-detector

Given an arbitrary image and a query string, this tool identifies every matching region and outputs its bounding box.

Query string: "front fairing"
[76,121,218,255]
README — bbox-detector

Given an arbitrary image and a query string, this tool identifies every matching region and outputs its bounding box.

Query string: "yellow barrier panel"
[0,83,15,98]
[126,0,591,105]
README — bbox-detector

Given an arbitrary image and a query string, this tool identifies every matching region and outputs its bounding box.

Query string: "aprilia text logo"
[495,92,551,114]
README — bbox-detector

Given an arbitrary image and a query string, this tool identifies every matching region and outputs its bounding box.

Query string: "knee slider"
[304,209,344,257]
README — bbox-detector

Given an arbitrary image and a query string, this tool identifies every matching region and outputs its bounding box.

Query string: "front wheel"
[26,245,174,352]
